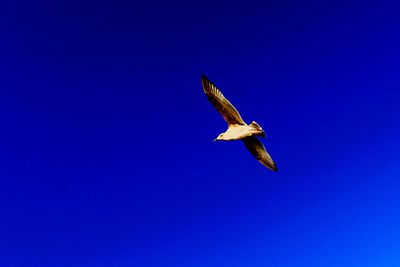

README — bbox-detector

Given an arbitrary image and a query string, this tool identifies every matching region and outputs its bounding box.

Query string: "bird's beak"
[213,138,218,142]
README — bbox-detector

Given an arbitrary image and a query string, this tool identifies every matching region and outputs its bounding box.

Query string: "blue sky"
[1,0,400,266]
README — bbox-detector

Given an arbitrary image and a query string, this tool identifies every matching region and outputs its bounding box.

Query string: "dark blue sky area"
[1,1,400,266]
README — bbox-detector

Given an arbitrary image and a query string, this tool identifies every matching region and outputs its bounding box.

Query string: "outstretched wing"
[243,136,278,171]
[201,75,245,126]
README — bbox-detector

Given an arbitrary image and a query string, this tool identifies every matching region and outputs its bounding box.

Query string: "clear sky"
[1,0,400,266]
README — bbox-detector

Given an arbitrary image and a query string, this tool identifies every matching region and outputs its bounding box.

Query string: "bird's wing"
[201,75,245,126]
[242,136,278,171]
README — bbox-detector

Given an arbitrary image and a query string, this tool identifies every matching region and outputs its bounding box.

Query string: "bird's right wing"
[201,75,245,126]
[243,136,278,171]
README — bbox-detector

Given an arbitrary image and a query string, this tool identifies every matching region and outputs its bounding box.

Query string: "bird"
[201,75,278,171]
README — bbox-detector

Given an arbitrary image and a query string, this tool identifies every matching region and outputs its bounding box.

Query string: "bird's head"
[214,133,225,142]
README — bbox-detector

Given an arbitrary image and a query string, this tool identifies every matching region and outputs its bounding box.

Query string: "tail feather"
[249,121,262,130]
[249,121,266,138]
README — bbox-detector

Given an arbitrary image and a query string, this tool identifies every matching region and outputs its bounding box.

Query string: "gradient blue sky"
[1,0,400,266]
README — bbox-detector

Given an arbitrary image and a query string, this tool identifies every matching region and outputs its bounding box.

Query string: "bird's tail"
[249,121,266,137]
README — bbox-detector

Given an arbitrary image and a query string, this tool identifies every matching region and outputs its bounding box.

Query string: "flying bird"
[201,75,278,171]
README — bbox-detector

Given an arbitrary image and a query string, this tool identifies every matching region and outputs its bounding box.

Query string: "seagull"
[201,75,278,171]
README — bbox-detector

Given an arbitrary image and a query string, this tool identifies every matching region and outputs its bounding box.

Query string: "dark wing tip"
[201,74,210,83]
[267,159,278,171]
[271,164,278,172]
[201,74,215,95]
[260,160,278,172]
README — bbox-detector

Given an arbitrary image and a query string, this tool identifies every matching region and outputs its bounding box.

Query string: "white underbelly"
[224,125,253,140]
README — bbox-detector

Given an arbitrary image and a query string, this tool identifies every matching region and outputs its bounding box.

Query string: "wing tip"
[201,74,209,83]
[262,161,278,172]
[201,74,209,90]
[201,74,216,95]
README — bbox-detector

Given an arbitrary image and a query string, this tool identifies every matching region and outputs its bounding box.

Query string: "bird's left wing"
[201,75,245,126]
[242,136,278,171]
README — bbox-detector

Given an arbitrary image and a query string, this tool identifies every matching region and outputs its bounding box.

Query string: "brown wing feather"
[243,136,278,171]
[201,75,245,126]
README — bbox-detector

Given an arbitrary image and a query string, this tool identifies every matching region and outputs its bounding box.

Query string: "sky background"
[1,0,400,266]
